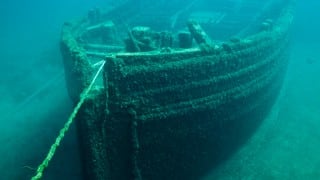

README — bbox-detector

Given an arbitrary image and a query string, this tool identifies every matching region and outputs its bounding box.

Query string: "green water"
[0,0,319,179]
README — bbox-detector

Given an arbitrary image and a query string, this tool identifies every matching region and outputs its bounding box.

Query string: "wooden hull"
[60,1,293,179]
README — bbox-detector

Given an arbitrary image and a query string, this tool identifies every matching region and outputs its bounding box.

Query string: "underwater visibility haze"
[0,0,320,179]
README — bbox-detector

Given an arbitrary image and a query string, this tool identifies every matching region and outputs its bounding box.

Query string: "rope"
[31,60,106,180]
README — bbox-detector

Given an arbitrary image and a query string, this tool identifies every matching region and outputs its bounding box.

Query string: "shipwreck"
[59,0,294,179]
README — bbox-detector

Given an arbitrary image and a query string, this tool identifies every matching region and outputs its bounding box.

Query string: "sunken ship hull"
[61,0,293,179]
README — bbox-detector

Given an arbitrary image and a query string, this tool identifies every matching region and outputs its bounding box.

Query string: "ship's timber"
[60,1,294,179]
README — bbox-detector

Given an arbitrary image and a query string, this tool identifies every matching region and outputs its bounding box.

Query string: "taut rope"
[31,60,105,180]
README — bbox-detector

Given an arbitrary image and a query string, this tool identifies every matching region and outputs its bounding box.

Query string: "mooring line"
[31,60,106,180]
